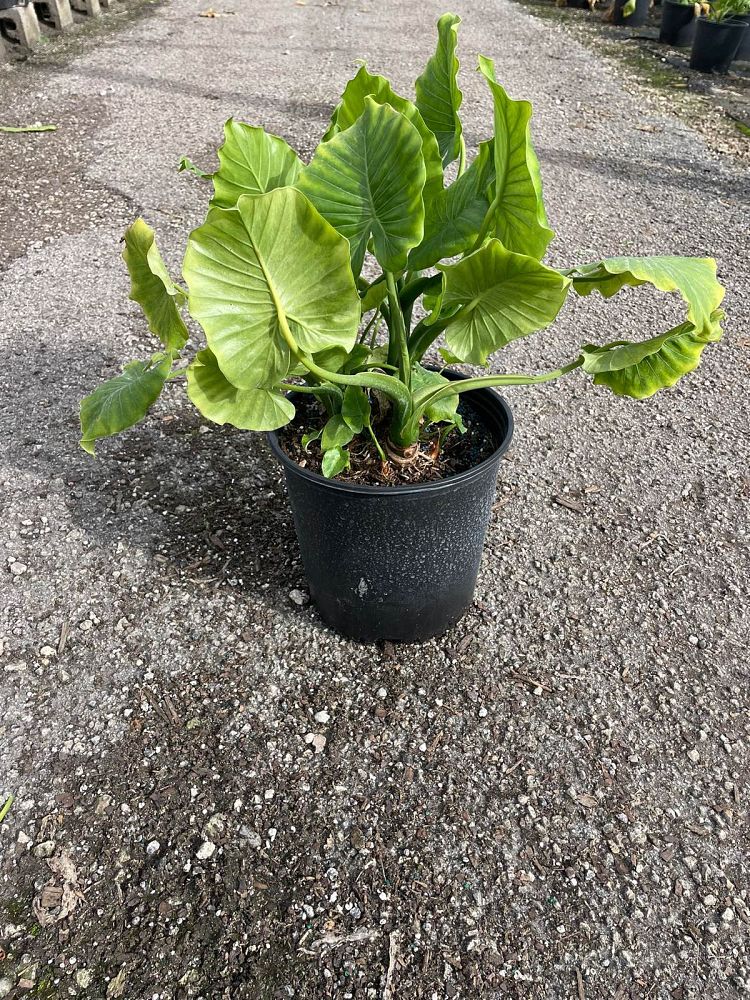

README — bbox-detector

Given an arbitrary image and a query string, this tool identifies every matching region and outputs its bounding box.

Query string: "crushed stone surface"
[1,0,749,998]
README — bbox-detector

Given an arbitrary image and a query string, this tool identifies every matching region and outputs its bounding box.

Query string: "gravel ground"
[1,1,749,998]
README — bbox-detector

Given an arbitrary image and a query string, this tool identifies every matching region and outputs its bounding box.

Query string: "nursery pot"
[267,372,514,643]
[613,0,650,28]
[659,0,697,46]
[690,16,747,72]
[731,13,750,61]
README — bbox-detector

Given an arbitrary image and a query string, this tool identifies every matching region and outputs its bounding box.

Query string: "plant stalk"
[385,270,411,390]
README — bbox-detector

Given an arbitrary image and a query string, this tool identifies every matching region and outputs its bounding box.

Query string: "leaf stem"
[405,358,584,438]
[385,271,411,390]
[458,135,466,177]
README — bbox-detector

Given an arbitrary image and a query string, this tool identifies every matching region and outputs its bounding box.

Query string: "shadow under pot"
[690,15,748,72]
[659,0,698,46]
[612,0,650,28]
[730,12,750,61]
[267,371,514,644]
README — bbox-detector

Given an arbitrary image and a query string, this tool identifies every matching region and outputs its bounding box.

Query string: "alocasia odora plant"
[80,13,725,478]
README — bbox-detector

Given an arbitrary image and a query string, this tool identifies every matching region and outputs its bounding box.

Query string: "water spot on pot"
[356,578,369,599]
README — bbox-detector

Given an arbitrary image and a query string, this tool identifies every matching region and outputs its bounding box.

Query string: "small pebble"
[9,562,27,576]
[146,840,161,856]
[289,589,309,606]
[196,841,216,860]
[687,748,700,763]
[313,710,330,724]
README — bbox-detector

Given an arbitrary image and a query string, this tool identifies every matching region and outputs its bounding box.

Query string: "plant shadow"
[1,340,304,598]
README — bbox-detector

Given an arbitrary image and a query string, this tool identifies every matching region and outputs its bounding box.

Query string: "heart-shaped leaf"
[478,56,553,260]
[581,314,723,399]
[297,98,426,276]
[321,446,350,479]
[322,413,355,451]
[341,386,371,433]
[566,256,725,335]
[186,348,295,430]
[183,187,360,389]
[122,219,188,352]
[415,13,463,168]
[80,355,171,455]
[407,139,494,271]
[211,120,302,208]
[324,65,443,206]
[439,240,570,364]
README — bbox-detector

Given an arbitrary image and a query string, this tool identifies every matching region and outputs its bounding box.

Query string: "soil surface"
[277,396,497,487]
[1,1,749,999]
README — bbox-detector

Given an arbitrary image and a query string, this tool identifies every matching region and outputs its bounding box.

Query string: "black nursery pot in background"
[731,12,750,61]
[267,374,514,644]
[659,0,698,46]
[690,16,747,71]
[613,0,650,28]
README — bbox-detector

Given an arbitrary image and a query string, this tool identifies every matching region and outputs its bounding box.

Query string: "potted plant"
[611,0,651,28]
[728,0,750,58]
[690,0,749,70]
[80,12,725,643]
[660,0,707,45]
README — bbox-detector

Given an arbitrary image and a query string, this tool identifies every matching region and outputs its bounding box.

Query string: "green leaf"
[411,364,460,424]
[437,347,465,366]
[581,315,723,399]
[321,413,355,450]
[415,13,463,168]
[297,98,426,276]
[341,386,371,433]
[477,56,553,260]
[360,278,388,313]
[122,219,189,352]
[322,446,350,479]
[183,187,360,389]
[211,120,302,208]
[80,355,171,455]
[407,139,494,271]
[566,256,725,335]
[622,0,637,15]
[178,155,212,180]
[302,428,322,451]
[186,348,295,430]
[439,239,571,364]
[342,344,372,373]
[323,65,443,206]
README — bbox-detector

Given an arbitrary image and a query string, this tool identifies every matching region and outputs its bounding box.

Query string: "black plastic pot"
[613,0,650,28]
[690,16,747,72]
[731,13,750,61]
[659,0,697,46]
[267,372,514,643]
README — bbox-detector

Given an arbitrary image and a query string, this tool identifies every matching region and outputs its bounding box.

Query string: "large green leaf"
[297,97,426,275]
[438,239,570,364]
[415,13,463,168]
[80,354,171,455]
[122,219,188,352]
[323,65,443,206]
[581,314,723,399]
[407,139,494,271]
[183,187,360,390]
[477,56,553,260]
[186,349,294,430]
[565,256,725,335]
[211,120,302,208]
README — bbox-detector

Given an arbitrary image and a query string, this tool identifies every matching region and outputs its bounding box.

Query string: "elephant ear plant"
[80,12,725,641]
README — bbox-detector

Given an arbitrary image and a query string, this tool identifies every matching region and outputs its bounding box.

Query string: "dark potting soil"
[277,394,497,486]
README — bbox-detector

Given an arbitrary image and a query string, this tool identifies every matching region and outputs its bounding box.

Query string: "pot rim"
[696,13,748,25]
[266,369,514,497]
